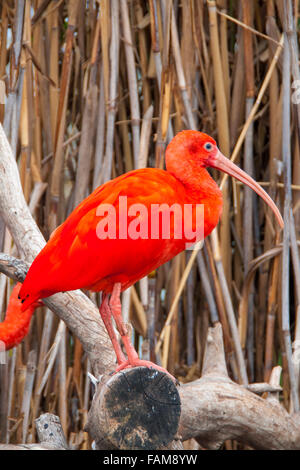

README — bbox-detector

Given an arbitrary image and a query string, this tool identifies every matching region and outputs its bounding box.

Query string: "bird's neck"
[166,158,222,203]
[166,159,223,237]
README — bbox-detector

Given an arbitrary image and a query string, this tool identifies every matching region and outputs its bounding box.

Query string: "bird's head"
[166,130,284,229]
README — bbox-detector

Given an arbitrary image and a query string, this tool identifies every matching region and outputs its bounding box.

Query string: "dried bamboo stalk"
[281,25,299,412]
[101,0,120,183]
[120,0,140,168]
[0,2,298,447]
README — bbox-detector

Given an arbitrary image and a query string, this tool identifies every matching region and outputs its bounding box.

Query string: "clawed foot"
[112,358,178,385]
[101,283,179,386]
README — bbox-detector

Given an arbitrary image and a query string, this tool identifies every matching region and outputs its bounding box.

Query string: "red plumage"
[0,283,40,350]
[18,165,221,309]
[0,131,283,372]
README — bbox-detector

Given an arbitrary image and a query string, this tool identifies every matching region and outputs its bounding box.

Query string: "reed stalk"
[0,1,298,447]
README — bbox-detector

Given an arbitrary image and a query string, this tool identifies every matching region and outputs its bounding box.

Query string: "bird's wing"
[21,169,185,296]
[61,168,181,244]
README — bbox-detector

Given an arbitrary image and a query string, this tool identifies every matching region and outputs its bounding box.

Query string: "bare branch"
[0,122,299,450]
[0,123,115,376]
[178,324,300,450]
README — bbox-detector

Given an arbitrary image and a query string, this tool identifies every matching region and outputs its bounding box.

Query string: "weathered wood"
[85,367,181,450]
[0,443,56,450]
[0,123,115,377]
[179,377,300,450]
[0,413,69,450]
[178,324,300,450]
[0,252,116,377]
[35,413,69,449]
[0,315,299,449]
[0,122,300,449]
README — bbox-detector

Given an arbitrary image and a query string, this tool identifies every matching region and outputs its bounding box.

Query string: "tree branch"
[0,413,69,450]
[0,124,115,376]
[0,123,300,449]
[178,324,300,450]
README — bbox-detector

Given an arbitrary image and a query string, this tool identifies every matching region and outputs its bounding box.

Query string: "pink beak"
[212,151,284,229]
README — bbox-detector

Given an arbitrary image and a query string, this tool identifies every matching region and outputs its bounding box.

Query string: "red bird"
[0,283,41,350]
[1,131,283,374]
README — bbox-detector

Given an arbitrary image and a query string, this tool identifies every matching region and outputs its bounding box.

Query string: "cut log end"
[86,366,181,450]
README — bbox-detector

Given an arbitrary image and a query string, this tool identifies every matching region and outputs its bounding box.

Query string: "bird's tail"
[0,283,42,351]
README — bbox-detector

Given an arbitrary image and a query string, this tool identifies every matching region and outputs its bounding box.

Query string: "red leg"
[109,283,139,364]
[99,293,126,365]
[109,283,176,382]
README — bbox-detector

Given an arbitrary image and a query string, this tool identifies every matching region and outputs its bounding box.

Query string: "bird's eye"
[204,142,213,151]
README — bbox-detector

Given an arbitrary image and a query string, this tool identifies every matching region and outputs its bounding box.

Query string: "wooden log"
[0,413,69,450]
[85,367,181,450]
[35,413,69,449]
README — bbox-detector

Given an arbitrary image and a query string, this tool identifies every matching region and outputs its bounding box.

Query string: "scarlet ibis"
[0,283,41,350]
[1,131,283,375]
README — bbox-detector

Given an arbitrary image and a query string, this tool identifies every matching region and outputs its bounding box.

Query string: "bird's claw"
[112,358,178,385]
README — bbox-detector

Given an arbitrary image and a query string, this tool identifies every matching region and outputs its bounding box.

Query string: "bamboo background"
[0,0,299,450]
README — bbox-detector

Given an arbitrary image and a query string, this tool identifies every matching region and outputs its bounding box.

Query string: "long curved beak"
[212,151,284,229]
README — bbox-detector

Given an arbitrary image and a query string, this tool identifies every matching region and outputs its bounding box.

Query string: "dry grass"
[0,0,299,449]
